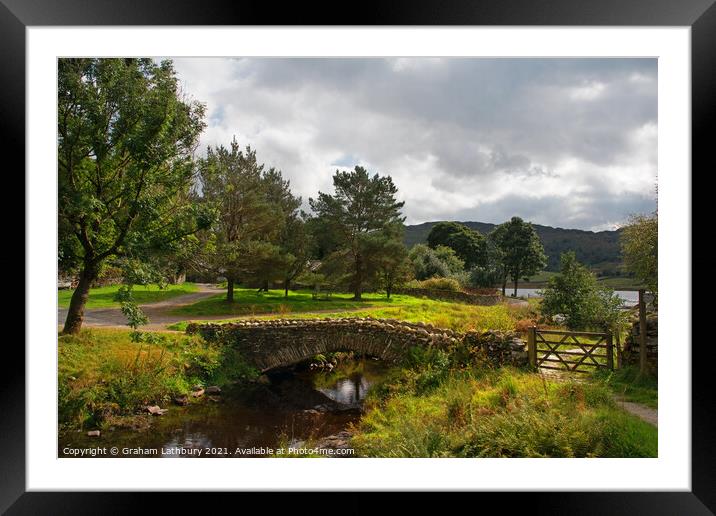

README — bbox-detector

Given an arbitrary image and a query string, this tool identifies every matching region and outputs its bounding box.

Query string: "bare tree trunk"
[353,255,363,300]
[284,279,290,298]
[512,267,520,297]
[62,262,98,335]
[226,277,234,303]
[501,275,507,296]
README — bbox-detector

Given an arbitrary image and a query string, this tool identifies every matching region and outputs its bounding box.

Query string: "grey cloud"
[442,192,657,231]
[173,57,657,230]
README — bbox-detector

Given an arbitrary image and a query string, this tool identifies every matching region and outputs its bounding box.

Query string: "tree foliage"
[408,244,465,281]
[427,221,486,268]
[489,217,546,296]
[540,252,625,331]
[195,139,300,301]
[467,237,505,288]
[373,226,413,298]
[309,166,405,299]
[620,212,657,294]
[58,58,207,333]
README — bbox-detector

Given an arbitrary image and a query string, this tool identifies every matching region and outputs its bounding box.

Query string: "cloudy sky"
[171,58,657,231]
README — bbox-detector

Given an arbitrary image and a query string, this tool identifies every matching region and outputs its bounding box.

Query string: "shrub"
[468,264,503,289]
[540,252,625,331]
[410,277,462,291]
[409,244,465,280]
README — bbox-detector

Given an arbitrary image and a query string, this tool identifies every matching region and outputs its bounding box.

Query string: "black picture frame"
[4,0,708,512]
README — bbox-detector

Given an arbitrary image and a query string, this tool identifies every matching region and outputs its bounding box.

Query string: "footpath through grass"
[58,282,198,309]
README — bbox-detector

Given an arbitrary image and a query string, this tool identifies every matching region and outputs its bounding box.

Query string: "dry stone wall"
[391,288,501,305]
[186,317,527,372]
[622,313,658,372]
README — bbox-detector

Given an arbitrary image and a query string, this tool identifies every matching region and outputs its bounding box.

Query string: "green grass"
[351,365,657,458]
[58,327,255,430]
[171,288,405,317]
[58,283,199,309]
[591,366,658,408]
[167,294,519,333]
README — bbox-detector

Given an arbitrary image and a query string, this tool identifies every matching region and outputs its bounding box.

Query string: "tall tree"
[58,58,207,334]
[427,221,486,268]
[372,225,412,299]
[468,236,504,289]
[276,214,313,297]
[490,216,547,296]
[620,212,658,294]
[196,140,299,302]
[309,166,405,300]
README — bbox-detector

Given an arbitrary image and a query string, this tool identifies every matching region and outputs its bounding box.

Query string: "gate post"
[638,289,648,374]
[527,326,537,368]
[606,332,614,370]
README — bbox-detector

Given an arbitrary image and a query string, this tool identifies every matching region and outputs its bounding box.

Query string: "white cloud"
[569,81,607,101]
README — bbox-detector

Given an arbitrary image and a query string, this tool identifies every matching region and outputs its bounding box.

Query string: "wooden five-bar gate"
[527,326,614,373]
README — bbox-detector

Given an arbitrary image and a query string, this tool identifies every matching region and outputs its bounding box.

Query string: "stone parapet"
[187,317,526,371]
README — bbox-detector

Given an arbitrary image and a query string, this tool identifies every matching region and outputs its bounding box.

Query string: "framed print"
[4,0,711,512]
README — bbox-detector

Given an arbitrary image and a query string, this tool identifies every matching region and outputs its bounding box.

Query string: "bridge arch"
[187,317,527,372]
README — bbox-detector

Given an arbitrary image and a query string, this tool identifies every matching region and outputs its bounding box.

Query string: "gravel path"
[58,283,226,331]
[614,397,658,427]
[57,284,387,331]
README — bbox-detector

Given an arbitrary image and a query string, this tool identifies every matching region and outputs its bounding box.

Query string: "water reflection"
[58,359,389,458]
[318,374,370,406]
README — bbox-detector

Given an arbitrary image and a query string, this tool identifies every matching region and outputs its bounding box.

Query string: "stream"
[58,359,391,458]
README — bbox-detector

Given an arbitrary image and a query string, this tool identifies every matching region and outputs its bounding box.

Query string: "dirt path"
[58,284,389,331]
[58,283,225,331]
[614,397,658,427]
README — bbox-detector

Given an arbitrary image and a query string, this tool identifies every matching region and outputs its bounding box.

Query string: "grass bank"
[591,366,658,409]
[351,363,657,458]
[58,282,198,309]
[58,328,256,431]
[170,288,404,317]
[167,296,533,333]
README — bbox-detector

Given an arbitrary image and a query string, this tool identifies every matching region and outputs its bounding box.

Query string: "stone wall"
[391,288,502,306]
[622,313,658,372]
[186,317,526,372]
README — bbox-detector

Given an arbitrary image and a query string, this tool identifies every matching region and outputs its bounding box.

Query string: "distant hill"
[404,221,624,272]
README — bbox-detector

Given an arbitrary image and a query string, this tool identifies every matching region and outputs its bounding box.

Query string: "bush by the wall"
[408,277,462,291]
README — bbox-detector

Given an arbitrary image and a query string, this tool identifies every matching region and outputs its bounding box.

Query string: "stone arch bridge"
[186,317,527,372]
